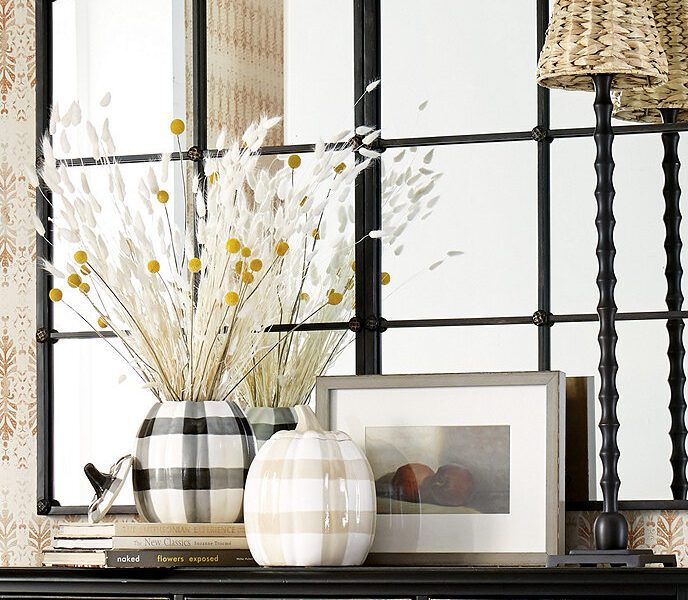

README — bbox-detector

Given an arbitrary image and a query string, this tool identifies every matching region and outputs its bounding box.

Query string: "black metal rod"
[591,74,627,550]
[55,123,688,170]
[190,0,208,282]
[57,151,187,168]
[192,0,207,153]
[381,131,533,148]
[660,107,688,501]
[51,308,688,341]
[553,310,688,322]
[536,0,551,371]
[35,0,54,516]
[353,0,382,375]
[552,121,688,139]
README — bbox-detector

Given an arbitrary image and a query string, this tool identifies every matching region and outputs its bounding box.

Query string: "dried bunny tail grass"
[238,139,444,408]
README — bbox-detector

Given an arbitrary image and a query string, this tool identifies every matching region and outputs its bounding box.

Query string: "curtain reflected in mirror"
[206,0,353,148]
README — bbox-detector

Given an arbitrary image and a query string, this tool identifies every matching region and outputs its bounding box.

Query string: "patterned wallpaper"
[0,0,687,568]
[206,0,284,146]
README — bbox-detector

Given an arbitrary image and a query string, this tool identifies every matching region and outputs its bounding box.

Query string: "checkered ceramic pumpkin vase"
[132,400,255,523]
[245,406,298,450]
[244,405,376,566]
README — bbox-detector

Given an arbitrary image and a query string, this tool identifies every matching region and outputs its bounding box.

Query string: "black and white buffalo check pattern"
[133,401,256,523]
[245,407,298,450]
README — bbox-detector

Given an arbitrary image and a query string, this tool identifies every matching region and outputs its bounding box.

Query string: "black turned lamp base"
[547,549,677,568]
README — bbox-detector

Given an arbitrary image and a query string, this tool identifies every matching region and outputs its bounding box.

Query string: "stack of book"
[42,522,255,567]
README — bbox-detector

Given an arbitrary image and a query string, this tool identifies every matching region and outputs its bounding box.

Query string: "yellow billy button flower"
[97,316,108,328]
[224,291,239,307]
[170,119,185,135]
[157,190,169,204]
[208,171,218,184]
[242,271,255,285]
[381,272,391,285]
[334,162,346,174]
[74,250,88,264]
[299,292,310,302]
[48,288,63,302]
[147,260,160,274]
[275,240,289,256]
[226,238,241,254]
[240,246,251,258]
[287,155,301,169]
[80,264,91,276]
[188,257,202,273]
[79,282,90,294]
[311,228,320,240]
[327,290,343,305]
[67,273,82,288]
[249,258,263,272]
[299,195,308,207]
[234,260,244,275]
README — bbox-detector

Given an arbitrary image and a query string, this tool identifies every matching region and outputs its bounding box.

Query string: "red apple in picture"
[391,463,435,502]
[420,464,474,506]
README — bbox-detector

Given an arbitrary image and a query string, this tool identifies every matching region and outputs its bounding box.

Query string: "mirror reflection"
[45,0,687,510]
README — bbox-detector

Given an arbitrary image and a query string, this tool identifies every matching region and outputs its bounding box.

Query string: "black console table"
[1,567,687,598]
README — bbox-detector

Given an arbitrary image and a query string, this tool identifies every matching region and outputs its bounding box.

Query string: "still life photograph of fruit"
[366,425,511,515]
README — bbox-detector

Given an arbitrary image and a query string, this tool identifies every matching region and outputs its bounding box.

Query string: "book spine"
[110,523,246,537]
[105,549,256,568]
[111,536,248,550]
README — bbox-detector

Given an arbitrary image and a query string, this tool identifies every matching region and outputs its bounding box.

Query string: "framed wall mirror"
[35,0,688,515]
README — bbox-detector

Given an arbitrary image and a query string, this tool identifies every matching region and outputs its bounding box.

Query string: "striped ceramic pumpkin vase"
[244,405,376,566]
[133,400,256,523]
[245,406,298,450]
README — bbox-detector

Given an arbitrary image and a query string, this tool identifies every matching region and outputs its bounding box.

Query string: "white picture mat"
[328,384,549,554]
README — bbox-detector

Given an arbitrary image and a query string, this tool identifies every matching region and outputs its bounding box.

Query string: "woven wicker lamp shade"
[613,0,688,122]
[537,0,668,91]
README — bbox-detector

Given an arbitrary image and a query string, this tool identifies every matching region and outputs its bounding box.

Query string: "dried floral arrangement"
[236,133,446,408]
[34,86,457,406]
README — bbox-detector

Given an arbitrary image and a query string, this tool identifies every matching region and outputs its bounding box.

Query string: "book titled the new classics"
[106,549,256,568]
[53,536,249,551]
[57,522,246,539]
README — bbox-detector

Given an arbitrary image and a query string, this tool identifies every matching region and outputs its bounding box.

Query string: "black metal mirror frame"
[35,0,688,515]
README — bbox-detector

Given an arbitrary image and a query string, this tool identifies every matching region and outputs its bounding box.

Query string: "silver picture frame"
[315,371,565,566]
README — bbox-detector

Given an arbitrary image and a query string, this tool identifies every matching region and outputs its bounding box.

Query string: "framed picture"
[315,371,565,566]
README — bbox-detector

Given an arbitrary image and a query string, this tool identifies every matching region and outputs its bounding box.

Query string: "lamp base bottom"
[547,549,677,568]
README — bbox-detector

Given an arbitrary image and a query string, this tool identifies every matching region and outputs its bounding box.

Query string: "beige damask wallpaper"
[0,0,688,568]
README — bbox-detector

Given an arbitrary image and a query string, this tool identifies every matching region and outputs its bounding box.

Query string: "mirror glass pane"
[51,161,190,331]
[206,0,354,147]
[551,320,675,501]
[382,142,537,320]
[52,0,188,157]
[551,134,688,316]
[381,0,536,138]
[383,325,538,373]
[53,339,155,506]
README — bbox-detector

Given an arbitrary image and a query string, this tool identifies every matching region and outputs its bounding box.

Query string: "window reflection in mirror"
[52,0,188,158]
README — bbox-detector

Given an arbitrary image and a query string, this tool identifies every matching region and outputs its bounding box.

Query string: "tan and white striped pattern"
[244,406,376,566]
[537,0,668,91]
[613,0,688,123]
